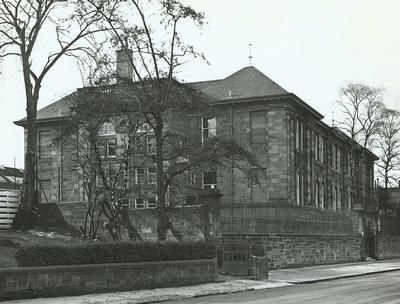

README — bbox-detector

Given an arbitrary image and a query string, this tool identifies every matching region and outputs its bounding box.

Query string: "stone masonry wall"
[263,235,362,269]
[223,234,362,270]
[39,202,206,241]
[0,259,217,301]
[376,235,400,260]
[215,103,289,206]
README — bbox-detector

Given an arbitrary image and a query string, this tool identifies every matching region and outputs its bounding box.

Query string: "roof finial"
[332,101,336,127]
[248,43,253,66]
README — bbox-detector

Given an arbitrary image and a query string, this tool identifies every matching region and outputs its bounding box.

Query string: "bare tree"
[336,82,384,208]
[58,88,146,241]
[0,0,103,226]
[82,0,210,241]
[376,109,400,189]
[337,82,384,149]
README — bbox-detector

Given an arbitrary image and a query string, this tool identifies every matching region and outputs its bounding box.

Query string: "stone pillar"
[198,189,223,243]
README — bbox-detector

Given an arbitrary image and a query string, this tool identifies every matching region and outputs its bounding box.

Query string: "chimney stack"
[116,49,133,81]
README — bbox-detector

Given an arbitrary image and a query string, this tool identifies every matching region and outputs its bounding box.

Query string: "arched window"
[97,122,116,158]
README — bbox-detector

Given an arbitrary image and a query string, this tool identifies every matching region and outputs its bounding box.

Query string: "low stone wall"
[376,235,400,260]
[0,259,217,301]
[223,234,362,269]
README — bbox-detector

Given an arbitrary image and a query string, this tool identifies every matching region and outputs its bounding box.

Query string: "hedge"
[15,241,216,267]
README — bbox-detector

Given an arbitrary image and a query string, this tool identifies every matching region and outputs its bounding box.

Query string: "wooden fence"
[0,190,20,229]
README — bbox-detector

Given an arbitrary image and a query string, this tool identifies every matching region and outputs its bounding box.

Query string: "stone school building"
[16,63,396,269]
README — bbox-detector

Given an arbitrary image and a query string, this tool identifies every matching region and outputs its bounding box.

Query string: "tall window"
[135,168,146,184]
[147,167,156,184]
[296,172,303,206]
[38,130,51,159]
[202,171,217,189]
[295,119,303,151]
[202,117,216,142]
[146,136,156,154]
[315,180,320,208]
[250,111,266,144]
[314,134,319,161]
[333,186,337,210]
[332,143,336,169]
[97,122,116,158]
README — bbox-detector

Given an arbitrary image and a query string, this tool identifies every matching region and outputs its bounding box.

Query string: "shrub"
[15,241,216,267]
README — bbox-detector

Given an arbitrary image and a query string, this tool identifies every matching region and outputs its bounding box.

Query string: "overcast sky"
[1,0,399,169]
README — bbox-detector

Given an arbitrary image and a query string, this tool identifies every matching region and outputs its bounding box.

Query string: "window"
[333,186,337,210]
[98,138,116,158]
[38,130,51,159]
[97,121,115,136]
[296,119,303,150]
[120,197,130,207]
[147,196,157,208]
[320,137,324,163]
[107,138,116,157]
[321,182,325,209]
[134,195,157,209]
[296,172,303,206]
[315,180,320,208]
[148,167,156,184]
[137,122,151,133]
[203,171,217,189]
[135,168,146,184]
[332,144,336,169]
[135,197,145,208]
[97,122,116,158]
[146,136,156,155]
[187,171,196,185]
[250,111,266,144]
[314,134,319,161]
[135,167,156,184]
[202,117,216,142]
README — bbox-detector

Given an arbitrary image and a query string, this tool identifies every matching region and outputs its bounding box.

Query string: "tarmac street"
[167,271,400,304]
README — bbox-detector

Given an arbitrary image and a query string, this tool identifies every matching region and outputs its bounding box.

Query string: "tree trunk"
[154,121,169,241]
[13,55,40,230]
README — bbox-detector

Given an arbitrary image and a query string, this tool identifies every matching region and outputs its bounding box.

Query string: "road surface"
[167,271,400,304]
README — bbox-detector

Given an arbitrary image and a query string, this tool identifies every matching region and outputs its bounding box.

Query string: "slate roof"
[15,92,77,125]
[14,66,290,124]
[189,66,288,101]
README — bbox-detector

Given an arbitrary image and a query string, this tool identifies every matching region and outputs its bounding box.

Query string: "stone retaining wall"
[376,235,400,260]
[0,259,217,301]
[223,234,362,269]
[38,202,206,241]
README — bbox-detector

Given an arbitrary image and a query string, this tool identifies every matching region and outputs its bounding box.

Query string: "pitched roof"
[15,66,289,124]
[15,92,77,125]
[189,66,288,101]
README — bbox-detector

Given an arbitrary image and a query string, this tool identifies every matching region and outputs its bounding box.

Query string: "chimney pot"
[116,49,133,81]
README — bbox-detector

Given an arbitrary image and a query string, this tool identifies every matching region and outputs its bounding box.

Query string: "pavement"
[3,259,400,304]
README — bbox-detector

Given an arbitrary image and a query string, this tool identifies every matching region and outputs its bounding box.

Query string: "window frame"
[201,116,216,143]
[202,171,217,189]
